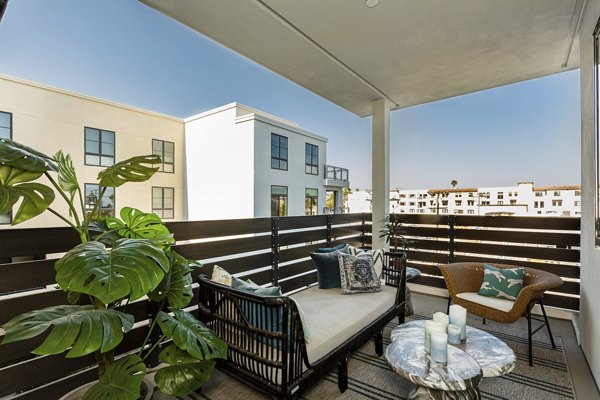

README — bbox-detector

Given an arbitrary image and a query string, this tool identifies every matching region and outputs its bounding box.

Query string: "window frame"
[84,183,116,218]
[271,133,288,171]
[305,143,319,175]
[152,186,175,219]
[305,188,318,216]
[152,139,175,174]
[84,126,115,167]
[271,185,288,217]
[0,111,12,224]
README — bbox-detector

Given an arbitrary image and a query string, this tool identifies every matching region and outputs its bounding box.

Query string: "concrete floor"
[412,292,600,400]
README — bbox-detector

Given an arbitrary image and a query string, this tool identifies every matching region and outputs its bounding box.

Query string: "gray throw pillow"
[337,252,381,295]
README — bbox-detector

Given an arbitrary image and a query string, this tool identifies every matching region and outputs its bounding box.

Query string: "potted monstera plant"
[0,138,227,399]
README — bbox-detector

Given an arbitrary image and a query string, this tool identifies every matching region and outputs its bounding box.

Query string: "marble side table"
[385,320,517,399]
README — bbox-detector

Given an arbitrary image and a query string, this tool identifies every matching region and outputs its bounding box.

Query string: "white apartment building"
[0,74,348,228]
[185,103,349,220]
[349,182,581,217]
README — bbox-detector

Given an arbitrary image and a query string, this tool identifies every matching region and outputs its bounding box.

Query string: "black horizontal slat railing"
[395,213,580,311]
[0,212,581,398]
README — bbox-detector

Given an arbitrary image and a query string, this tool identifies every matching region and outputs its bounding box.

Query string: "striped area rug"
[171,312,574,400]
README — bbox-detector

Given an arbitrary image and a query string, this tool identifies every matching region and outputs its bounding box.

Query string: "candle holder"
[449,304,467,341]
[424,320,445,354]
[447,324,461,345]
[430,332,448,363]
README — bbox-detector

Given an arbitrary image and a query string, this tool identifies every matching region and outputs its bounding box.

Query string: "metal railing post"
[448,215,456,263]
[361,213,367,248]
[271,217,280,286]
[326,213,333,247]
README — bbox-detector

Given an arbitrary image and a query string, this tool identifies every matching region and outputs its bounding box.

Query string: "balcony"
[0,213,590,398]
[323,165,350,188]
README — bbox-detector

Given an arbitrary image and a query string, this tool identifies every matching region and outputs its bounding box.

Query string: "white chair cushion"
[456,292,515,313]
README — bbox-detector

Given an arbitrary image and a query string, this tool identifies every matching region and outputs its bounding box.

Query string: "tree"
[451,180,458,189]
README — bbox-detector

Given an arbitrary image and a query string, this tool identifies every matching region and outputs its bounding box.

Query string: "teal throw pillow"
[478,264,524,301]
[232,277,282,296]
[316,243,349,253]
[310,251,343,289]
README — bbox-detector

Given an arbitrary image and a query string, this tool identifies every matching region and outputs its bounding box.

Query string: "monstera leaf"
[157,310,227,361]
[154,344,216,396]
[55,239,170,304]
[97,155,160,188]
[54,150,79,195]
[106,207,173,245]
[83,354,146,400]
[149,252,195,308]
[0,138,57,172]
[0,305,133,357]
[0,165,55,224]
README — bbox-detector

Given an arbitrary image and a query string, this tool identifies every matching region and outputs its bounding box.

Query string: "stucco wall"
[579,0,600,385]
[0,74,185,228]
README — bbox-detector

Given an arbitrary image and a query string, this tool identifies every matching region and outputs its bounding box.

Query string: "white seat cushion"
[456,292,515,313]
[290,285,396,364]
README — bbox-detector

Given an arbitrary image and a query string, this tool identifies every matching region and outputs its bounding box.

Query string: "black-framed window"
[84,184,115,218]
[271,133,288,170]
[305,188,318,216]
[1,111,12,224]
[85,127,115,167]
[595,17,600,246]
[153,187,174,219]
[271,185,288,217]
[305,143,318,175]
[152,139,174,173]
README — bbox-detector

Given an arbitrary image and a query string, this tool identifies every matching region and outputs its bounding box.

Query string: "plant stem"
[76,187,89,239]
[44,172,83,234]
[84,186,107,234]
[138,299,166,358]
[141,335,166,363]
[47,207,79,231]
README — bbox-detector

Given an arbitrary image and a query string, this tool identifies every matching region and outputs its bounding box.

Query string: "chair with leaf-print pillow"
[438,262,563,366]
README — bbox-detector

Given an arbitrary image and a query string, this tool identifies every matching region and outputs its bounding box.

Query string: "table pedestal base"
[408,384,481,400]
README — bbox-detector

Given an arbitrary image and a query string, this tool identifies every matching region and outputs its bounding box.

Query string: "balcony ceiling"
[140,0,583,117]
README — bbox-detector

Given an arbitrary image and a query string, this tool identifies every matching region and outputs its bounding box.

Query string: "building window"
[510,199,517,205]
[0,111,11,139]
[455,200,462,206]
[305,188,318,215]
[271,133,288,170]
[575,201,581,206]
[498,201,503,205]
[534,201,539,208]
[554,191,561,196]
[84,184,115,218]
[305,143,318,175]
[575,190,581,196]
[271,186,288,216]
[552,199,563,207]
[152,139,174,173]
[152,187,174,219]
[535,191,543,197]
[540,201,545,208]
[0,111,12,224]
[467,209,474,215]
[467,200,474,206]
[497,192,504,199]
[85,127,115,166]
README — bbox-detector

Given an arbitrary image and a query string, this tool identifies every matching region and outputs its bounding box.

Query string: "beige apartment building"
[0,74,186,228]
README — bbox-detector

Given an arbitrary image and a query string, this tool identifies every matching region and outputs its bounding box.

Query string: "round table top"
[390,320,517,378]
[406,267,421,280]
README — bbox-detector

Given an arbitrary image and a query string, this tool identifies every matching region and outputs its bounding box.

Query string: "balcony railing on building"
[323,206,350,214]
[0,213,580,398]
[324,165,349,182]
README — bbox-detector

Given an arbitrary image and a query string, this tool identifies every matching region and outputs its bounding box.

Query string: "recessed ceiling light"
[366,0,379,8]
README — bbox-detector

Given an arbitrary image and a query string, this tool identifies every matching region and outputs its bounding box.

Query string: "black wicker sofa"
[196,252,407,399]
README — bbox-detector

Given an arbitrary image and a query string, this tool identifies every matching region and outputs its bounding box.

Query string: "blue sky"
[0,0,581,189]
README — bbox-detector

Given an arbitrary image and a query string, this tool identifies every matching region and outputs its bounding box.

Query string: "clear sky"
[0,0,581,190]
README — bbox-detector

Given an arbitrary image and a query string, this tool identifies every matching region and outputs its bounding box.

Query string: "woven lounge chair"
[438,262,563,366]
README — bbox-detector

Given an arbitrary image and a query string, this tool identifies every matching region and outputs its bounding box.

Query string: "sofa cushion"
[457,292,515,313]
[348,246,385,278]
[478,264,524,301]
[212,265,232,286]
[310,251,343,289]
[338,252,381,295]
[290,285,396,364]
[316,243,349,253]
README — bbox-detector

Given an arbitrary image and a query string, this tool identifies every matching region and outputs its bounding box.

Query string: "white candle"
[433,312,449,331]
[447,324,461,345]
[449,304,467,341]
[424,321,445,354]
[430,332,448,363]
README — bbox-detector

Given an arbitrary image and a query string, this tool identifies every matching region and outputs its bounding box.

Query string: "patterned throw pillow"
[337,252,381,295]
[347,246,385,278]
[212,265,232,286]
[478,264,525,301]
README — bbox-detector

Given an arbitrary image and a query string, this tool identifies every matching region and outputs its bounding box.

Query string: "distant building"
[348,182,581,217]
[0,74,349,228]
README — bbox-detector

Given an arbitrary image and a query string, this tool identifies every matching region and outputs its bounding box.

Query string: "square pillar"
[371,98,391,249]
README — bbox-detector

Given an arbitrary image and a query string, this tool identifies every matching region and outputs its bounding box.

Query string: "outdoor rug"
[160,307,575,400]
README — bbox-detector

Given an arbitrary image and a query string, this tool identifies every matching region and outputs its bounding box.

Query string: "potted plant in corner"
[0,138,227,399]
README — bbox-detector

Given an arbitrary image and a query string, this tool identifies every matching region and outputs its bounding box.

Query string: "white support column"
[371,98,391,249]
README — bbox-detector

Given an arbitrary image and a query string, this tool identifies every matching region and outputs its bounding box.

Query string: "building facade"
[0,75,348,227]
[348,182,581,217]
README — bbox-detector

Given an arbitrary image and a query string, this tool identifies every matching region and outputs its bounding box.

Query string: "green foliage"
[0,165,55,223]
[97,155,161,188]
[149,251,195,308]
[83,355,146,400]
[157,310,228,361]
[1,305,133,357]
[55,239,170,304]
[0,138,57,172]
[55,150,79,196]
[379,214,409,252]
[155,344,216,396]
[106,206,174,247]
